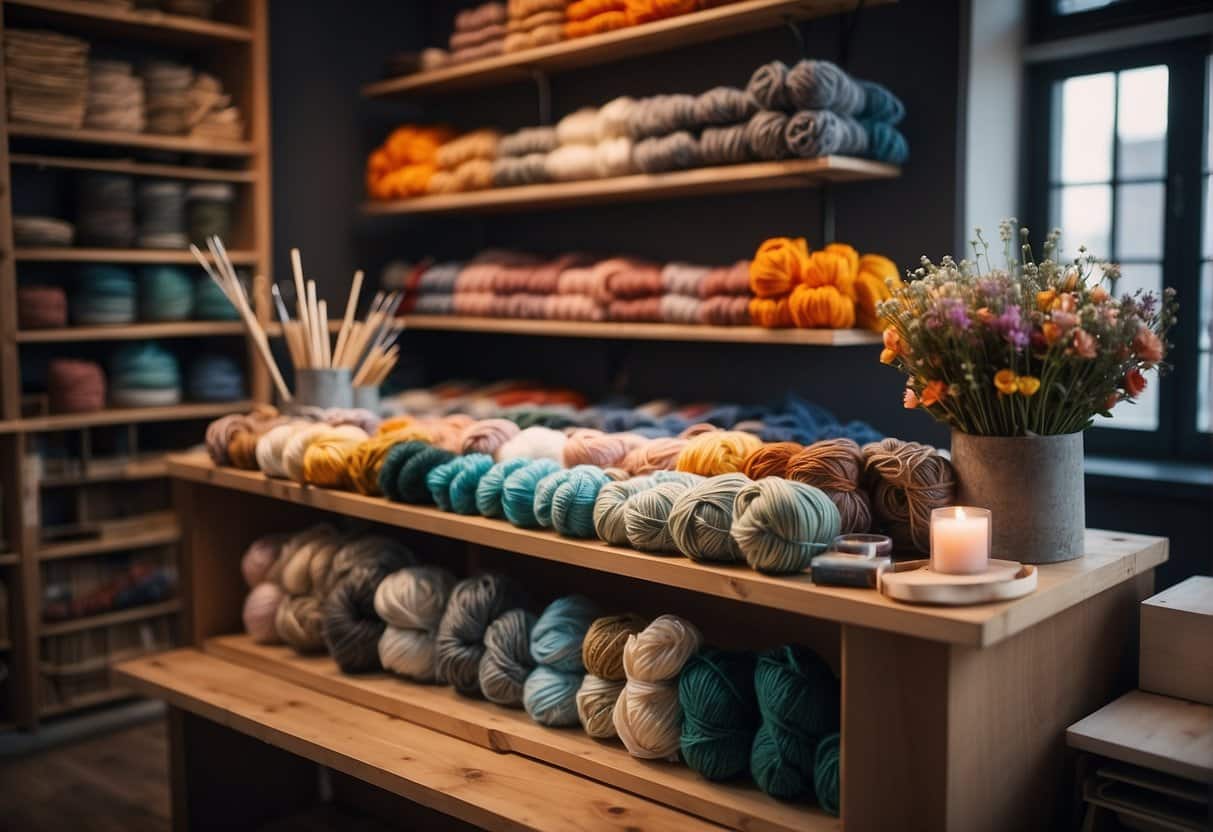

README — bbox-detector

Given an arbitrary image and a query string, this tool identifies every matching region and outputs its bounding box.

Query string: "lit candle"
[930,506,991,574]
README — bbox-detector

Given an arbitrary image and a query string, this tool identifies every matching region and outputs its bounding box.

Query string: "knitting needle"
[305,280,320,370]
[271,284,303,369]
[342,292,385,370]
[290,248,313,367]
[332,269,364,370]
[318,299,331,368]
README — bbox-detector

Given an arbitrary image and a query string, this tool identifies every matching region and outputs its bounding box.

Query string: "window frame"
[1023,37,1210,462]
[1029,0,1210,44]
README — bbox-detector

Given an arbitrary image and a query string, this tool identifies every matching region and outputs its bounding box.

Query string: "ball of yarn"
[742,441,803,479]
[623,614,703,683]
[532,469,567,529]
[323,540,416,674]
[328,535,416,594]
[593,477,654,545]
[619,437,686,476]
[582,613,647,680]
[275,595,325,652]
[530,595,599,672]
[204,412,247,465]
[347,432,418,496]
[624,479,696,553]
[227,414,280,470]
[379,627,439,681]
[789,284,856,329]
[786,59,864,114]
[496,425,567,462]
[864,119,909,164]
[435,573,527,696]
[814,732,841,816]
[667,473,752,563]
[380,441,457,503]
[550,465,611,538]
[751,645,840,801]
[731,478,840,574]
[679,648,759,781]
[427,453,493,512]
[786,438,871,533]
[562,429,646,468]
[479,608,537,706]
[475,458,532,517]
[596,96,636,139]
[614,677,683,760]
[459,418,521,455]
[243,582,285,644]
[302,425,369,489]
[501,459,562,528]
[241,533,285,587]
[859,79,905,124]
[374,565,457,630]
[675,431,763,476]
[524,665,583,727]
[746,60,789,109]
[862,438,956,552]
[577,674,626,738]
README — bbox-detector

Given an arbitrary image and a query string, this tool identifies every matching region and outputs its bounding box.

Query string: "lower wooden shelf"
[0,400,253,434]
[208,634,831,832]
[36,523,180,561]
[41,599,181,636]
[38,686,136,719]
[16,321,246,343]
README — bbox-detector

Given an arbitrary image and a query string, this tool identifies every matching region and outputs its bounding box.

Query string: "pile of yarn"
[47,358,106,413]
[73,266,136,325]
[506,0,568,52]
[187,73,245,141]
[447,2,509,64]
[137,180,187,249]
[748,236,901,332]
[240,533,287,644]
[76,173,136,247]
[376,565,456,682]
[428,129,497,195]
[18,285,68,329]
[186,183,234,245]
[139,266,194,321]
[614,614,702,760]
[204,404,283,468]
[272,524,341,652]
[522,595,599,725]
[187,354,245,402]
[108,342,181,407]
[323,535,417,673]
[366,124,456,200]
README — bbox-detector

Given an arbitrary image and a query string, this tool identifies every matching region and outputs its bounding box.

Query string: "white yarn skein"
[374,566,456,630]
[378,627,438,681]
[555,107,600,146]
[596,96,636,140]
[612,614,703,760]
[256,420,305,478]
[496,425,569,462]
[596,137,635,178]
[545,145,600,182]
[281,423,329,483]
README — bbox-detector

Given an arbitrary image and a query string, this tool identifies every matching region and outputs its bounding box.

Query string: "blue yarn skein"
[550,465,610,539]
[449,454,495,515]
[502,459,561,528]
[532,469,568,529]
[529,595,600,673]
[522,665,582,727]
[187,354,244,402]
[858,80,905,125]
[109,342,181,406]
[139,266,194,321]
[863,120,909,165]
[74,265,136,325]
[475,458,531,518]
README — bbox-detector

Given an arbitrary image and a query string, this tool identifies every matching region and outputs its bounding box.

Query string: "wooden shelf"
[10,153,255,183]
[0,400,253,434]
[15,247,257,265]
[38,687,136,719]
[5,0,252,44]
[117,648,740,832]
[41,600,181,636]
[210,634,833,832]
[37,523,180,561]
[16,321,246,343]
[362,157,897,216]
[0,552,17,566]
[401,315,882,345]
[364,0,891,97]
[167,455,1168,648]
[8,124,254,157]
[39,455,170,487]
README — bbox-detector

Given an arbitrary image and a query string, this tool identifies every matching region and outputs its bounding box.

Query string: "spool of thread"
[379,441,457,503]
[501,459,562,528]
[730,478,840,574]
[475,458,532,518]
[243,582,285,644]
[109,342,181,407]
[138,265,194,321]
[741,441,802,479]
[786,438,871,533]
[48,359,106,413]
[323,540,416,673]
[678,648,759,781]
[814,732,841,816]
[303,425,370,489]
[593,476,654,545]
[495,425,567,462]
[194,273,239,320]
[479,608,537,706]
[582,613,647,681]
[751,645,840,801]
[137,180,187,249]
[614,614,703,760]
[73,265,136,324]
[667,473,752,563]
[675,431,763,476]
[241,533,286,587]
[624,479,696,553]
[459,418,521,455]
[862,438,956,552]
[435,573,527,696]
[275,595,325,652]
[187,354,245,402]
[576,675,626,738]
[186,183,234,246]
[18,286,68,329]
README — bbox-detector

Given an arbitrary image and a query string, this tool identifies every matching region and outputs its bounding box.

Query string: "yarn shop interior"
[0,0,1210,830]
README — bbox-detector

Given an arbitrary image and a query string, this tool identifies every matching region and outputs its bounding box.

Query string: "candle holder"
[930,506,991,575]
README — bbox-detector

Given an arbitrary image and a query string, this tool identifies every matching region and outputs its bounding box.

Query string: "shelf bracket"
[530,69,552,126]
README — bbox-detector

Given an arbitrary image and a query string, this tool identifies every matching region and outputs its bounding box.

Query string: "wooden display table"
[117,454,1169,831]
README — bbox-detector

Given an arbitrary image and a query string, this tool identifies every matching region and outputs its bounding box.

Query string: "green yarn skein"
[750,644,840,801]
[814,732,841,816]
[379,441,455,503]
[730,478,841,574]
[678,648,759,782]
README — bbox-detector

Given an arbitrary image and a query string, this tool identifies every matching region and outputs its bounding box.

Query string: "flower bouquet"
[877,220,1177,562]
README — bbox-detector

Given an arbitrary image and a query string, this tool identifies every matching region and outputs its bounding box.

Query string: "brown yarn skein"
[582,614,648,682]
[862,438,957,552]
[275,595,325,652]
[786,439,872,534]
[741,441,803,480]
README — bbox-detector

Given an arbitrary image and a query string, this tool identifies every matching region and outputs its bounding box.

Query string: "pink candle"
[930,507,991,574]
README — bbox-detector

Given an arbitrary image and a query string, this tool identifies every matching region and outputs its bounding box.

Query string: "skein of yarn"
[582,613,647,680]
[679,648,759,781]
[862,438,956,552]
[624,479,698,553]
[435,573,527,696]
[549,465,611,538]
[576,674,627,738]
[323,541,416,673]
[282,423,330,483]
[495,425,567,462]
[614,614,703,760]
[501,459,562,528]
[243,582,285,644]
[241,533,285,587]
[475,458,532,518]
[676,431,763,476]
[530,594,599,672]
[379,627,441,681]
[302,425,369,489]
[786,438,872,533]
[459,418,521,455]
[276,595,325,652]
[730,478,841,574]
[667,473,753,563]
[479,608,537,706]
[379,441,457,503]
[524,665,584,726]
[742,441,803,479]
[814,732,841,816]
[593,477,654,545]
[374,565,456,631]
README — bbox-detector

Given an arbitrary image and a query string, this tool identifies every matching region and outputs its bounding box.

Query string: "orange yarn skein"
[789,284,855,328]
[854,253,902,331]
[749,296,793,328]
[749,237,809,298]
[801,249,851,289]
[741,441,803,479]
[675,431,764,476]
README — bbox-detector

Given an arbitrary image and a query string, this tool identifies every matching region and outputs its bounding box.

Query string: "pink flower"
[1132,328,1164,365]
[1051,311,1078,330]
[903,389,919,409]
[1124,368,1147,398]
[1072,329,1097,358]
[1058,292,1078,313]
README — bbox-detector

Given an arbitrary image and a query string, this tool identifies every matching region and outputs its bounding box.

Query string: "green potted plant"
[878,220,1176,562]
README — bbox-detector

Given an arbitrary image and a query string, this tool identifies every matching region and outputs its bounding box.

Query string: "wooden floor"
[0,719,170,832]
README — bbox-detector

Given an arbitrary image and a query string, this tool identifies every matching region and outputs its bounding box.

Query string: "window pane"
[1053,73,1115,183]
[1201,261,1212,353]
[1116,66,1168,179]
[1115,262,1162,301]
[1116,182,1165,259]
[1205,176,1213,259]
[1207,56,1212,170]
[1199,351,1211,434]
[1051,184,1112,257]
[1055,0,1118,13]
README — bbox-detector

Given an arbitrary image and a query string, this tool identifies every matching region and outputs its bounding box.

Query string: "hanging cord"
[531,69,552,126]
[838,0,866,68]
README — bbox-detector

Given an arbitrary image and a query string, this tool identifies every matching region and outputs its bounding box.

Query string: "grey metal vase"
[950,431,1086,563]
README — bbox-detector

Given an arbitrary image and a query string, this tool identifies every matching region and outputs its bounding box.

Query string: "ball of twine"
[479,608,537,706]
[730,478,841,574]
[302,425,369,489]
[374,565,457,631]
[530,595,600,672]
[379,626,439,681]
[524,665,584,727]
[593,477,654,545]
[475,458,532,518]
[577,674,627,738]
[786,438,872,533]
[678,648,760,781]
[459,418,521,455]
[435,573,528,696]
[502,459,562,528]
[675,431,763,476]
[496,425,567,462]
[243,582,284,644]
[741,441,803,479]
[582,613,648,681]
[241,533,286,588]
[275,595,325,652]
[667,473,753,563]
[862,438,956,552]
[625,479,697,553]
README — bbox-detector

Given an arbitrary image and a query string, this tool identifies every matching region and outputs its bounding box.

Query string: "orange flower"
[880,348,898,365]
[1132,328,1164,365]
[903,389,919,409]
[1072,329,1098,359]
[1017,376,1041,396]
[994,369,1019,395]
[882,328,901,351]
[1090,286,1109,304]
[1041,322,1063,345]
[976,307,995,324]
[1058,292,1078,314]
[1124,368,1147,398]
[920,380,947,407]
[1062,267,1080,291]
[1036,289,1057,311]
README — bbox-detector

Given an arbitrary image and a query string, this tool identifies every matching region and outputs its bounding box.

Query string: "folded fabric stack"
[142,60,193,135]
[449,2,508,64]
[86,60,145,132]
[366,125,455,201]
[4,29,89,129]
[429,129,499,194]
[506,0,568,51]
[187,73,244,140]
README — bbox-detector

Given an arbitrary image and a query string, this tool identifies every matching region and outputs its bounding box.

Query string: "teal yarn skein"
[679,648,760,782]
[74,265,136,325]
[730,478,841,575]
[667,473,753,563]
[501,459,561,528]
[377,439,421,500]
[139,265,194,321]
[550,465,610,538]
[449,454,494,515]
[594,476,655,545]
[523,665,583,727]
[426,458,464,511]
[532,469,567,528]
[194,274,239,320]
[530,595,599,672]
[814,732,841,816]
[625,479,697,553]
[751,645,840,801]
[476,458,532,518]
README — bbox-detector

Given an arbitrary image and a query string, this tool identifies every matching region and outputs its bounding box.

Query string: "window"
[1026,39,1211,460]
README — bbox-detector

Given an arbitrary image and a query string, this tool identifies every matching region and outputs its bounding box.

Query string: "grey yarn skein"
[785,59,866,115]
[435,573,527,696]
[478,608,537,706]
[699,124,752,166]
[745,110,791,161]
[746,60,790,110]
[499,126,558,157]
[628,94,698,139]
[633,132,700,174]
[785,110,870,158]
[594,476,655,545]
[730,477,842,574]
[667,473,752,563]
[492,154,549,187]
[693,86,759,126]
[374,565,456,631]
[624,480,696,553]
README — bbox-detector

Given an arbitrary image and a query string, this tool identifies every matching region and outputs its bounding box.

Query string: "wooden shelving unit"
[401,315,882,346]
[363,157,898,216]
[0,0,272,728]
[363,0,890,97]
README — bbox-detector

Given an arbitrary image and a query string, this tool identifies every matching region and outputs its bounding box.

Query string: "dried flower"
[903,389,919,409]
[1037,290,1057,311]
[1090,286,1109,304]
[1132,328,1164,365]
[1124,368,1147,398]
[1017,376,1041,396]
[920,380,947,407]
[1072,329,1098,359]
[994,369,1019,395]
